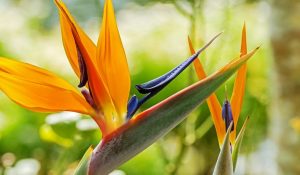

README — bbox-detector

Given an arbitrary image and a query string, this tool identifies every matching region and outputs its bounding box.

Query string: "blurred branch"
[171,0,191,18]
[196,116,213,139]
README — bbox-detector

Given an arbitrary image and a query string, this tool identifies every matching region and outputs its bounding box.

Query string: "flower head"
[0,0,218,137]
[188,24,248,147]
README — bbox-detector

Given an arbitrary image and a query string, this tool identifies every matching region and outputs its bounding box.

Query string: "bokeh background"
[0,0,299,174]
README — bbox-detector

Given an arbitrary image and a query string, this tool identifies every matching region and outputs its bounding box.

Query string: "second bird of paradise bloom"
[188,24,250,147]
[0,0,221,137]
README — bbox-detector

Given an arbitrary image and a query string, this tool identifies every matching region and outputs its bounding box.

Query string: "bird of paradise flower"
[0,0,218,136]
[189,24,248,146]
[0,0,259,174]
[189,24,251,170]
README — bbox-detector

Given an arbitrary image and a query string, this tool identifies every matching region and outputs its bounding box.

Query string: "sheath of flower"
[0,0,220,137]
[188,23,249,147]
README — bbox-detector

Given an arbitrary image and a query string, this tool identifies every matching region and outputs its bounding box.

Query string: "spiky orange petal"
[97,0,131,120]
[230,23,248,143]
[55,0,96,78]
[188,37,225,145]
[55,0,117,133]
[0,57,94,115]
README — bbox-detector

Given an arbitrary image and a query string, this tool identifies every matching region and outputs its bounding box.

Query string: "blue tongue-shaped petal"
[127,95,139,118]
[126,32,222,119]
[136,32,222,94]
[222,99,234,131]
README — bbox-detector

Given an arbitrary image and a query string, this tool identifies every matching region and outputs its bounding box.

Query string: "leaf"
[213,123,234,175]
[232,116,249,171]
[88,47,259,175]
[74,146,93,175]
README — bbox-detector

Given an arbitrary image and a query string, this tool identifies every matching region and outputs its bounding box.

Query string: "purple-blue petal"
[126,32,222,119]
[136,32,221,94]
[126,95,139,119]
[222,99,234,131]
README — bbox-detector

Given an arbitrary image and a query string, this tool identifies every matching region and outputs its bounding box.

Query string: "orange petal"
[230,23,248,137]
[0,57,94,115]
[55,0,116,125]
[54,0,97,78]
[188,37,225,145]
[97,0,131,118]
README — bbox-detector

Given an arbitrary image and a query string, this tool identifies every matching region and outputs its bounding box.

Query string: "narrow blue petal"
[136,32,222,94]
[135,52,200,94]
[126,32,222,119]
[126,93,154,119]
[222,99,234,131]
[126,95,139,119]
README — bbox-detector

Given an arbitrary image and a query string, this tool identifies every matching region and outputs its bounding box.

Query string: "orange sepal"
[97,0,131,119]
[54,0,97,78]
[55,0,117,129]
[230,23,248,141]
[0,57,94,115]
[188,37,225,145]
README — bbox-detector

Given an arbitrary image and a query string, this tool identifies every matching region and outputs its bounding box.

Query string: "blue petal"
[136,32,222,94]
[126,95,139,119]
[126,32,222,119]
[222,99,234,131]
[126,93,154,120]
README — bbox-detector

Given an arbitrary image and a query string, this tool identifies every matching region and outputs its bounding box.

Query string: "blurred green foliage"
[0,0,269,174]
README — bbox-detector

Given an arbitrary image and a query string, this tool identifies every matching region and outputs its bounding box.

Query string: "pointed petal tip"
[240,24,247,55]
[53,0,63,9]
[250,46,260,55]
[243,21,246,27]
[246,46,260,56]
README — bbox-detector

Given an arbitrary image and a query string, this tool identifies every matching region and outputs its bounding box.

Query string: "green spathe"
[74,147,93,175]
[232,116,249,171]
[213,123,234,175]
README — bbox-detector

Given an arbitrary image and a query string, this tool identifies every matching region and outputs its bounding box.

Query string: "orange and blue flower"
[188,24,249,146]
[0,0,219,137]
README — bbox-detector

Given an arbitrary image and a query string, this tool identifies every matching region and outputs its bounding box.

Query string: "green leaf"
[232,116,249,171]
[213,123,234,175]
[88,47,259,175]
[74,146,93,175]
